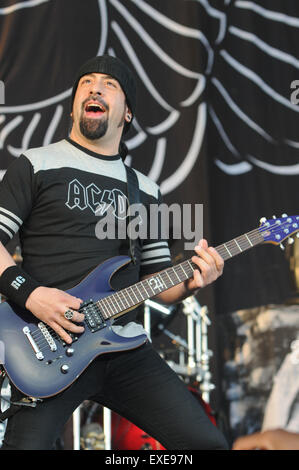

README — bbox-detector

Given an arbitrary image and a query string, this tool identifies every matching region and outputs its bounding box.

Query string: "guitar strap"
[124,164,141,265]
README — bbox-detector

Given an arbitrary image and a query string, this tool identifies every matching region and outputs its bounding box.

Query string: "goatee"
[79,116,108,140]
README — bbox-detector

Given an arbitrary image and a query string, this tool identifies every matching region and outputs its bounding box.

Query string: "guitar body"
[0,256,148,399]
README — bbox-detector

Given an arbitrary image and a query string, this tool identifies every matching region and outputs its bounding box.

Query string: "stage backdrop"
[0,0,298,316]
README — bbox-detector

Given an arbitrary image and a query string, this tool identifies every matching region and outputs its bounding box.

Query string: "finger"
[208,247,224,271]
[62,293,83,310]
[192,268,204,288]
[197,239,208,250]
[48,321,74,345]
[63,309,85,324]
[194,245,215,264]
[192,255,217,277]
[232,433,267,450]
[59,316,85,335]
[194,246,223,276]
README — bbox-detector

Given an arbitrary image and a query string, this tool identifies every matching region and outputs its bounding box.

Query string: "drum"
[111,413,165,450]
[111,386,216,450]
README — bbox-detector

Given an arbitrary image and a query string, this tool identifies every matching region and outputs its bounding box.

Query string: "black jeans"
[1,342,228,450]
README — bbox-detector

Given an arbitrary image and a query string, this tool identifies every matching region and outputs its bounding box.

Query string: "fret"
[114,292,124,311]
[157,273,167,289]
[132,284,144,303]
[146,281,156,295]
[160,270,174,289]
[115,291,128,310]
[180,263,189,279]
[245,233,253,247]
[236,236,248,251]
[139,280,151,299]
[234,238,242,252]
[120,290,131,309]
[99,297,113,319]
[164,269,174,286]
[172,266,182,283]
[133,284,144,302]
[226,240,239,256]
[124,287,134,306]
[129,286,140,304]
[98,297,110,317]
[223,243,232,258]
[106,295,119,316]
[185,260,195,277]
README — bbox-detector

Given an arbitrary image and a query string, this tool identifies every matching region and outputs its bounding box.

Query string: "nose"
[89,88,102,96]
[89,78,105,96]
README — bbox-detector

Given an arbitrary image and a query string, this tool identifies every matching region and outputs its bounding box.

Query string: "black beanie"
[71,55,136,133]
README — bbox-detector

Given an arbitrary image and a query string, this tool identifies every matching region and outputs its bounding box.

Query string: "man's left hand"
[185,239,224,292]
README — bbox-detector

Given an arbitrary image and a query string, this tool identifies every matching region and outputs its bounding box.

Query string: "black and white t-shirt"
[0,138,172,326]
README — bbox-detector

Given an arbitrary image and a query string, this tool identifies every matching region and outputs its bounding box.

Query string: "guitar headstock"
[259,215,299,248]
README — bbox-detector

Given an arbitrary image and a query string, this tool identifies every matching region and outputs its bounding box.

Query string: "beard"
[79,114,109,140]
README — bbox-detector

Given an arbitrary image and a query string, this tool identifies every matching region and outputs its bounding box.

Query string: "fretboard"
[96,228,265,321]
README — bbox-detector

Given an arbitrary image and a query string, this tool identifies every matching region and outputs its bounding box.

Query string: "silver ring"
[64,309,74,320]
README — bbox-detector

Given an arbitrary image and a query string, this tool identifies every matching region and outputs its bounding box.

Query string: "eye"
[80,78,92,85]
[106,80,117,88]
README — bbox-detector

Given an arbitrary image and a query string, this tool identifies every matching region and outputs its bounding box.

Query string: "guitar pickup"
[81,302,106,333]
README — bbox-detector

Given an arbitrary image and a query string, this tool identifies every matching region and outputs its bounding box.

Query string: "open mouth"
[84,101,106,118]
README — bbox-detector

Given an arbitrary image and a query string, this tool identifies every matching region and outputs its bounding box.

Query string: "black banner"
[0,0,298,315]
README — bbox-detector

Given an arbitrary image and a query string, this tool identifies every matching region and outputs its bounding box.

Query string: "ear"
[124,105,132,123]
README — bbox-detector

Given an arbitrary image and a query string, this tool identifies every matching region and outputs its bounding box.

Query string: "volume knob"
[60,364,69,374]
[66,347,74,357]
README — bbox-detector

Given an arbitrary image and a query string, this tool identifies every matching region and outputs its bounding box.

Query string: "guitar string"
[97,220,296,315]
[31,220,298,341]
[28,219,298,348]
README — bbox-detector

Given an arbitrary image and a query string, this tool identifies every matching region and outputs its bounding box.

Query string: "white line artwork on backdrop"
[0,0,299,192]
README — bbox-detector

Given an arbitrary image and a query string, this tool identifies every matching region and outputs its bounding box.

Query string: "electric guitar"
[0,215,298,399]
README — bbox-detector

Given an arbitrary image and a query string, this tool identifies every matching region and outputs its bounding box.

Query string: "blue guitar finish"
[0,256,148,398]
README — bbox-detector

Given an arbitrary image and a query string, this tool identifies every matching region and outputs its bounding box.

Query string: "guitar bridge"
[23,326,44,361]
[38,322,57,352]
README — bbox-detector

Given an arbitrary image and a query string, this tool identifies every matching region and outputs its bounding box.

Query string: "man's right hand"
[25,286,84,344]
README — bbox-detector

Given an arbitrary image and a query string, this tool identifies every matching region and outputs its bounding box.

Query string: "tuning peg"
[288,237,294,245]
[282,213,288,218]
[279,243,285,251]
[259,217,267,224]
[272,215,277,219]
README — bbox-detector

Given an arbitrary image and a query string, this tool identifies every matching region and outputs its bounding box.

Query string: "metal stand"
[73,406,81,450]
[156,296,214,403]
[181,297,214,402]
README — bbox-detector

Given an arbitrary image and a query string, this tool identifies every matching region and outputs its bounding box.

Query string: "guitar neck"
[96,228,265,322]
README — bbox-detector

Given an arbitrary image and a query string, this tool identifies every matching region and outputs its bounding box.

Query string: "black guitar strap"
[124,164,141,265]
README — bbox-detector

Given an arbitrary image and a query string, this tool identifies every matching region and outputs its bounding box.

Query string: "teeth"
[86,103,104,112]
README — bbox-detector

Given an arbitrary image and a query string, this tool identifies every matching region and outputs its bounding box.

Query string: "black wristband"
[0,265,41,308]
